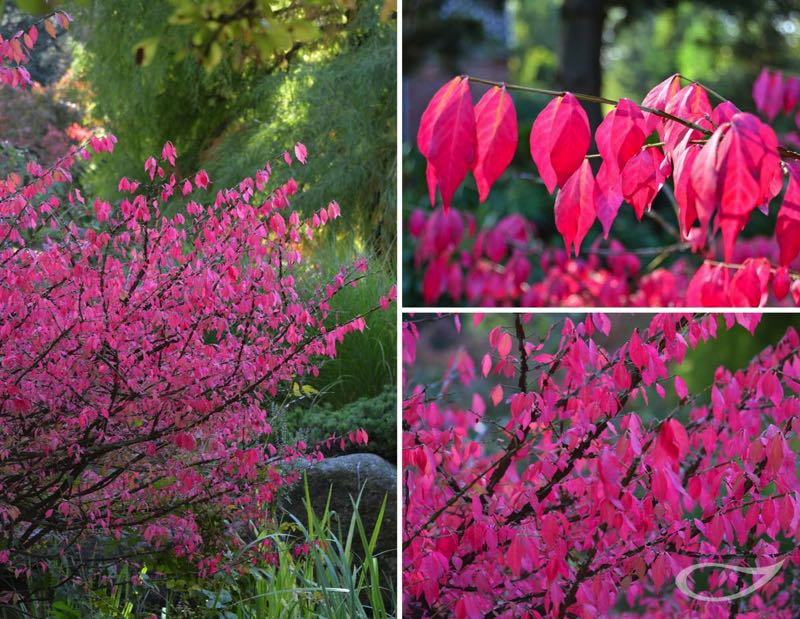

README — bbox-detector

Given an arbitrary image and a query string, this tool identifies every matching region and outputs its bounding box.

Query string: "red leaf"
[428,78,477,210]
[541,514,559,547]
[490,384,503,406]
[729,258,770,307]
[595,161,624,238]
[663,84,711,153]
[691,113,781,261]
[621,148,669,220]
[595,98,647,176]
[777,161,800,266]
[507,534,526,577]
[753,68,770,117]
[473,86,518,203]
[425,162,438,207]
[422,257,448,304]
[419,79,462,206]
[655,419,689,466]
[784,76,800,115]
[753,68,784,121]
[641,73,682,134]
[25,25,38,49]
[418,78,462,156]
[671,133,701,237]
[554,159,596,256]
[530,93,590,193]
[686,263,731,307]
[591,313,611,337]
[711,101,741,127]
[497,332,513,358]
[767,433,785,476]
[708,514,725,547]
[481,354,492,377]
[773,266,790,301]
[674,376,688,400]
[651,554,666,590]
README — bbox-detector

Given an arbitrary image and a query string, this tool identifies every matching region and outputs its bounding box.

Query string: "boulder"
[280,453,396,602]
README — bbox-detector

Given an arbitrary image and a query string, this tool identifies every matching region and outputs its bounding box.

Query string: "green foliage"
[165,0,349,72]
[205,0,396,252]
[602,1,800,113]
[70,0,396,252]
[293,240,395,406]
[284,383,396,461]
[69,0,245,193]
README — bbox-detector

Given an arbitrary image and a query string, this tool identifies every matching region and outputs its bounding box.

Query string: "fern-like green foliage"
[70,0,396,253]
[284,383,396,462]
[292,240,395,406]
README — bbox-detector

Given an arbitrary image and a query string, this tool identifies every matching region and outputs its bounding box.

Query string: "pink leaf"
[729,258,770,308]
[691,113,781,261]
[655,419,689,466]
[294,143,308,165]
[530,93,590,193]
[481,354,492,377]
[640,73,682,134]
[490,384,503,406]
[621,147,669,220]
[767,433,785,476]
[473,86,518,203]
[554,159,596,256]
[595,161,624,238]
[772,266,790,301]
[674,376,688,400]
[497,332,513,358]
[595,98,647,176]
[777,161,800,266]
[427,77,478,210]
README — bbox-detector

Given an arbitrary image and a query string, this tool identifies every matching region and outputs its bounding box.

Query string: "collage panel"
[7,0,800,617]
[402,312,800,617]
[1,1,397,618]
[403,2,800,308]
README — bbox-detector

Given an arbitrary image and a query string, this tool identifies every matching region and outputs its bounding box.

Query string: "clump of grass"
[214,476,394,619]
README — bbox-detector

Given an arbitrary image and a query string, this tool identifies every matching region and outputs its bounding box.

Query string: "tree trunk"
[559,0,607,131]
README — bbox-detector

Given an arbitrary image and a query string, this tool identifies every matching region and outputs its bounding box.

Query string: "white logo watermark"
[675,560,785,602]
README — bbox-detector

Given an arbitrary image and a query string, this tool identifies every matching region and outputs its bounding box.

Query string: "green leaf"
[202,41,223,72]
[288,19,320,44]
[151,475,175,490]
[266,24,292,52]
[51,601,82,619]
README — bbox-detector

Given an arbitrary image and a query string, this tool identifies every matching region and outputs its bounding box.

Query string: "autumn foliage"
[402,313,800,617]
[411,71,800,306]
[0,14,392,594]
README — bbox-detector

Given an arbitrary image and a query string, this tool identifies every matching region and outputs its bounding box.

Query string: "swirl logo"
[675,560,785,602]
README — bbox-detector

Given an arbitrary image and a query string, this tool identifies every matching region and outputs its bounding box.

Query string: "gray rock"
[280,453,397,604]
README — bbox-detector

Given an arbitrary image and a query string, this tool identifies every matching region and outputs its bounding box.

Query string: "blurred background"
[405,312,798,452]
[402,0,800,304]
[0,0,397,461]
